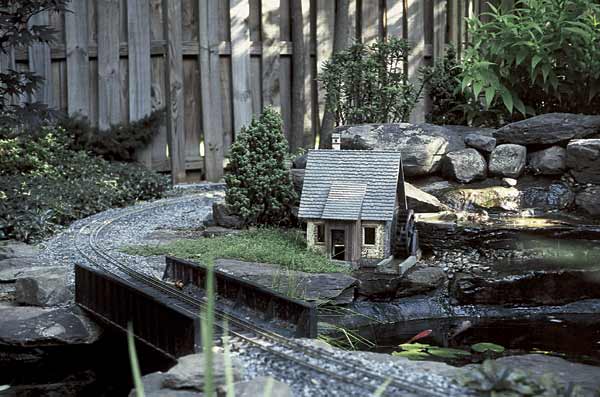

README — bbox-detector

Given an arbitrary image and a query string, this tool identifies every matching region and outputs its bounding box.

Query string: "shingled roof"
[298,150,402,221]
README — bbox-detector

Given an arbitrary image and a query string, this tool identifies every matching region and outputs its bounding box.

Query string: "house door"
[331,229,346,260]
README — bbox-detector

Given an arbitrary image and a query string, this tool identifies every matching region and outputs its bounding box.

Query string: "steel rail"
[73,194,455,397]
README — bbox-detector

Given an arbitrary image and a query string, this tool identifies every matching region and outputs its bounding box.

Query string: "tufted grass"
[122,228,348,274]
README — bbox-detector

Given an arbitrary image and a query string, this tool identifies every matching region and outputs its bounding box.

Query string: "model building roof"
[298,150,402,221]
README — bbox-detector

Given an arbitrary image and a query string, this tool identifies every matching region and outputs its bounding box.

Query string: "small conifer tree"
[224,107,296,226]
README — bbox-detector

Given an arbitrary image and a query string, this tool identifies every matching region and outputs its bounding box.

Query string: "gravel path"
[34,183,468,397]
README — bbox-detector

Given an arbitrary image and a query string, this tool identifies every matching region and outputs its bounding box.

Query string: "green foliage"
[319,37,424,125]
[424,46,504,126]
[460,0,600,118]
[472,342,506,354]
[460,359,584,397]
[224,108,296,226]
[122,228,347,274]
[56,110,164,162]
[392,343,471,360]
[0,126,169,242]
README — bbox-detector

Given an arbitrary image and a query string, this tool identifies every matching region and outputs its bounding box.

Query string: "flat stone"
[0,305,102,347]
[404,182,448,213]
[161,353,243,391]
[0,240,39,261]
[464,133,496,153]
[576,185,600,217]
[489,144,527,178]
[214,259,357,304]
[567,139,600,184]
[494,113,600,145]
[129,372,201,397]
[528,146,567,175]
[14,266,72,307]
[492,354,600,396]
[396,265,446,297]
[336,123,466,177]
[443,149,487,183]
[353,271,402,299]
[229,376,293,397]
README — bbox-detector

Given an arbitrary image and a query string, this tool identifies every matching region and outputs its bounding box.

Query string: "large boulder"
[443,149,487,183]
[404,182,448,212]
[0,305,102,347]
[396,265,446,297]
[494,113,600,145]
[489,144,527,178]
[161,353,243,391]
[567,139,600,184]
[212,202,245,229]
[464,133,496,153]
[576,185,600,217]
[528,146,567,175]
[336,123,466,177]
[14,266,72,307]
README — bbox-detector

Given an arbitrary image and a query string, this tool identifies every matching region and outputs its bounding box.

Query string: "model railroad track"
[73,194,458,397]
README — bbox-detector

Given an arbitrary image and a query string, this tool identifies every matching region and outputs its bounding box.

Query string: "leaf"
[500,89,514,113]
[485,87,496,108]
[473,81,483,98]
[531,55,542,74]
[427,347,471,359]
[513,96,526,116]
[472,342,506,353]
[541,64,551,83]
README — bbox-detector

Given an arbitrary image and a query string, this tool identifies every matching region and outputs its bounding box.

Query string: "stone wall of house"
[306,221,327,255]
[361,222,386,259]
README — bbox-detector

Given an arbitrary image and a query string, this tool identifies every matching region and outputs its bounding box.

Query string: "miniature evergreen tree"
[224,107,296,226]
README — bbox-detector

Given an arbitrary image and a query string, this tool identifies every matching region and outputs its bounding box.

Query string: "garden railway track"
[72,191,467,397]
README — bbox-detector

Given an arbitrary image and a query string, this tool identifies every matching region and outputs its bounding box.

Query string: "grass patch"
[122,228,347,274]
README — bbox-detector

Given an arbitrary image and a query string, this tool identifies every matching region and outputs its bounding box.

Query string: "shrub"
[0,126,169,242]
[319,37,424,126]
[224,107,296,226]
[460,0,600,117]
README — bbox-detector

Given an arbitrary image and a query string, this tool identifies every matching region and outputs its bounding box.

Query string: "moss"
[122,228,348,274]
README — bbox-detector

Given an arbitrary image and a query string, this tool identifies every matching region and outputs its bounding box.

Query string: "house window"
[316,224,325,244]
[363,227,376,246]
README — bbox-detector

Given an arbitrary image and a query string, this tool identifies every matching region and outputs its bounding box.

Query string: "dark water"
[369,314,600,366]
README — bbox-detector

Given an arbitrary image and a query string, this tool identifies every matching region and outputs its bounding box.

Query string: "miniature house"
[298,150,407,263]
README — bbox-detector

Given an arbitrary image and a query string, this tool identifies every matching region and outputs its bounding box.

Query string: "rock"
[3,371,96,397]
[502,177,517,187]
[292,153,308,169]
[214,259,357,304]
[212,202,245,229]
[464,133,496,153]
[14,266,72,306]
[567,139,600,184]
[440,186,522,212]
[521,182,575,211]
[443,149,487,183]
[528,146,567,175]
[494,113,600,145]
[492,354,600,397]
[229,377,293,397]
[290,168,305,196]
[0,240,39,261]
[396,265,446,297]
[576,185,600,216]
[161,353,243,391]
[0,305,102,347]
[336,123,464,177]
[489,144,527,178]
[353,271,402,299]
[130,372,201,397]
[404,182,448,212]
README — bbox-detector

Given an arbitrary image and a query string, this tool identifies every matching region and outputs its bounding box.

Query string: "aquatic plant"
[392,343,471,360]
[472,342,506,354]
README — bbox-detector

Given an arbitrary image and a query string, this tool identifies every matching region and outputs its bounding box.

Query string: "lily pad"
[472,342,506,353]
[392,350,430,360]
[427,347,471,359]
[398,343,431,351]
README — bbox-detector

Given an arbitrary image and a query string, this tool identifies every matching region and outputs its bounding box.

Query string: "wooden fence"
[3,0,497,183]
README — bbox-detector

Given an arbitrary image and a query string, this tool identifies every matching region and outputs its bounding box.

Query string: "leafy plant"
[460,0,600,118]
[0,0,67,126]
[224,107,296,226]
[472,342,506,354]
[460,359,584,397]
[319,37,425,126]
[392,343,470,360]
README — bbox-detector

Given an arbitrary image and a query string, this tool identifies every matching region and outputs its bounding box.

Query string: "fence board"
[199,0,225,181]
[433,0,447,59]
[362,0,381,43]
[65,0,90,116]
[386,0,404,38]
[262,0,281,112]
[28,12,52,104]
[230,0,254,133]
[127,0,152,165]
[406,0,426,123]
[279,0,292,143]
[162,0,186,183]
[97,0,121,129]
[316,0,335,142]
